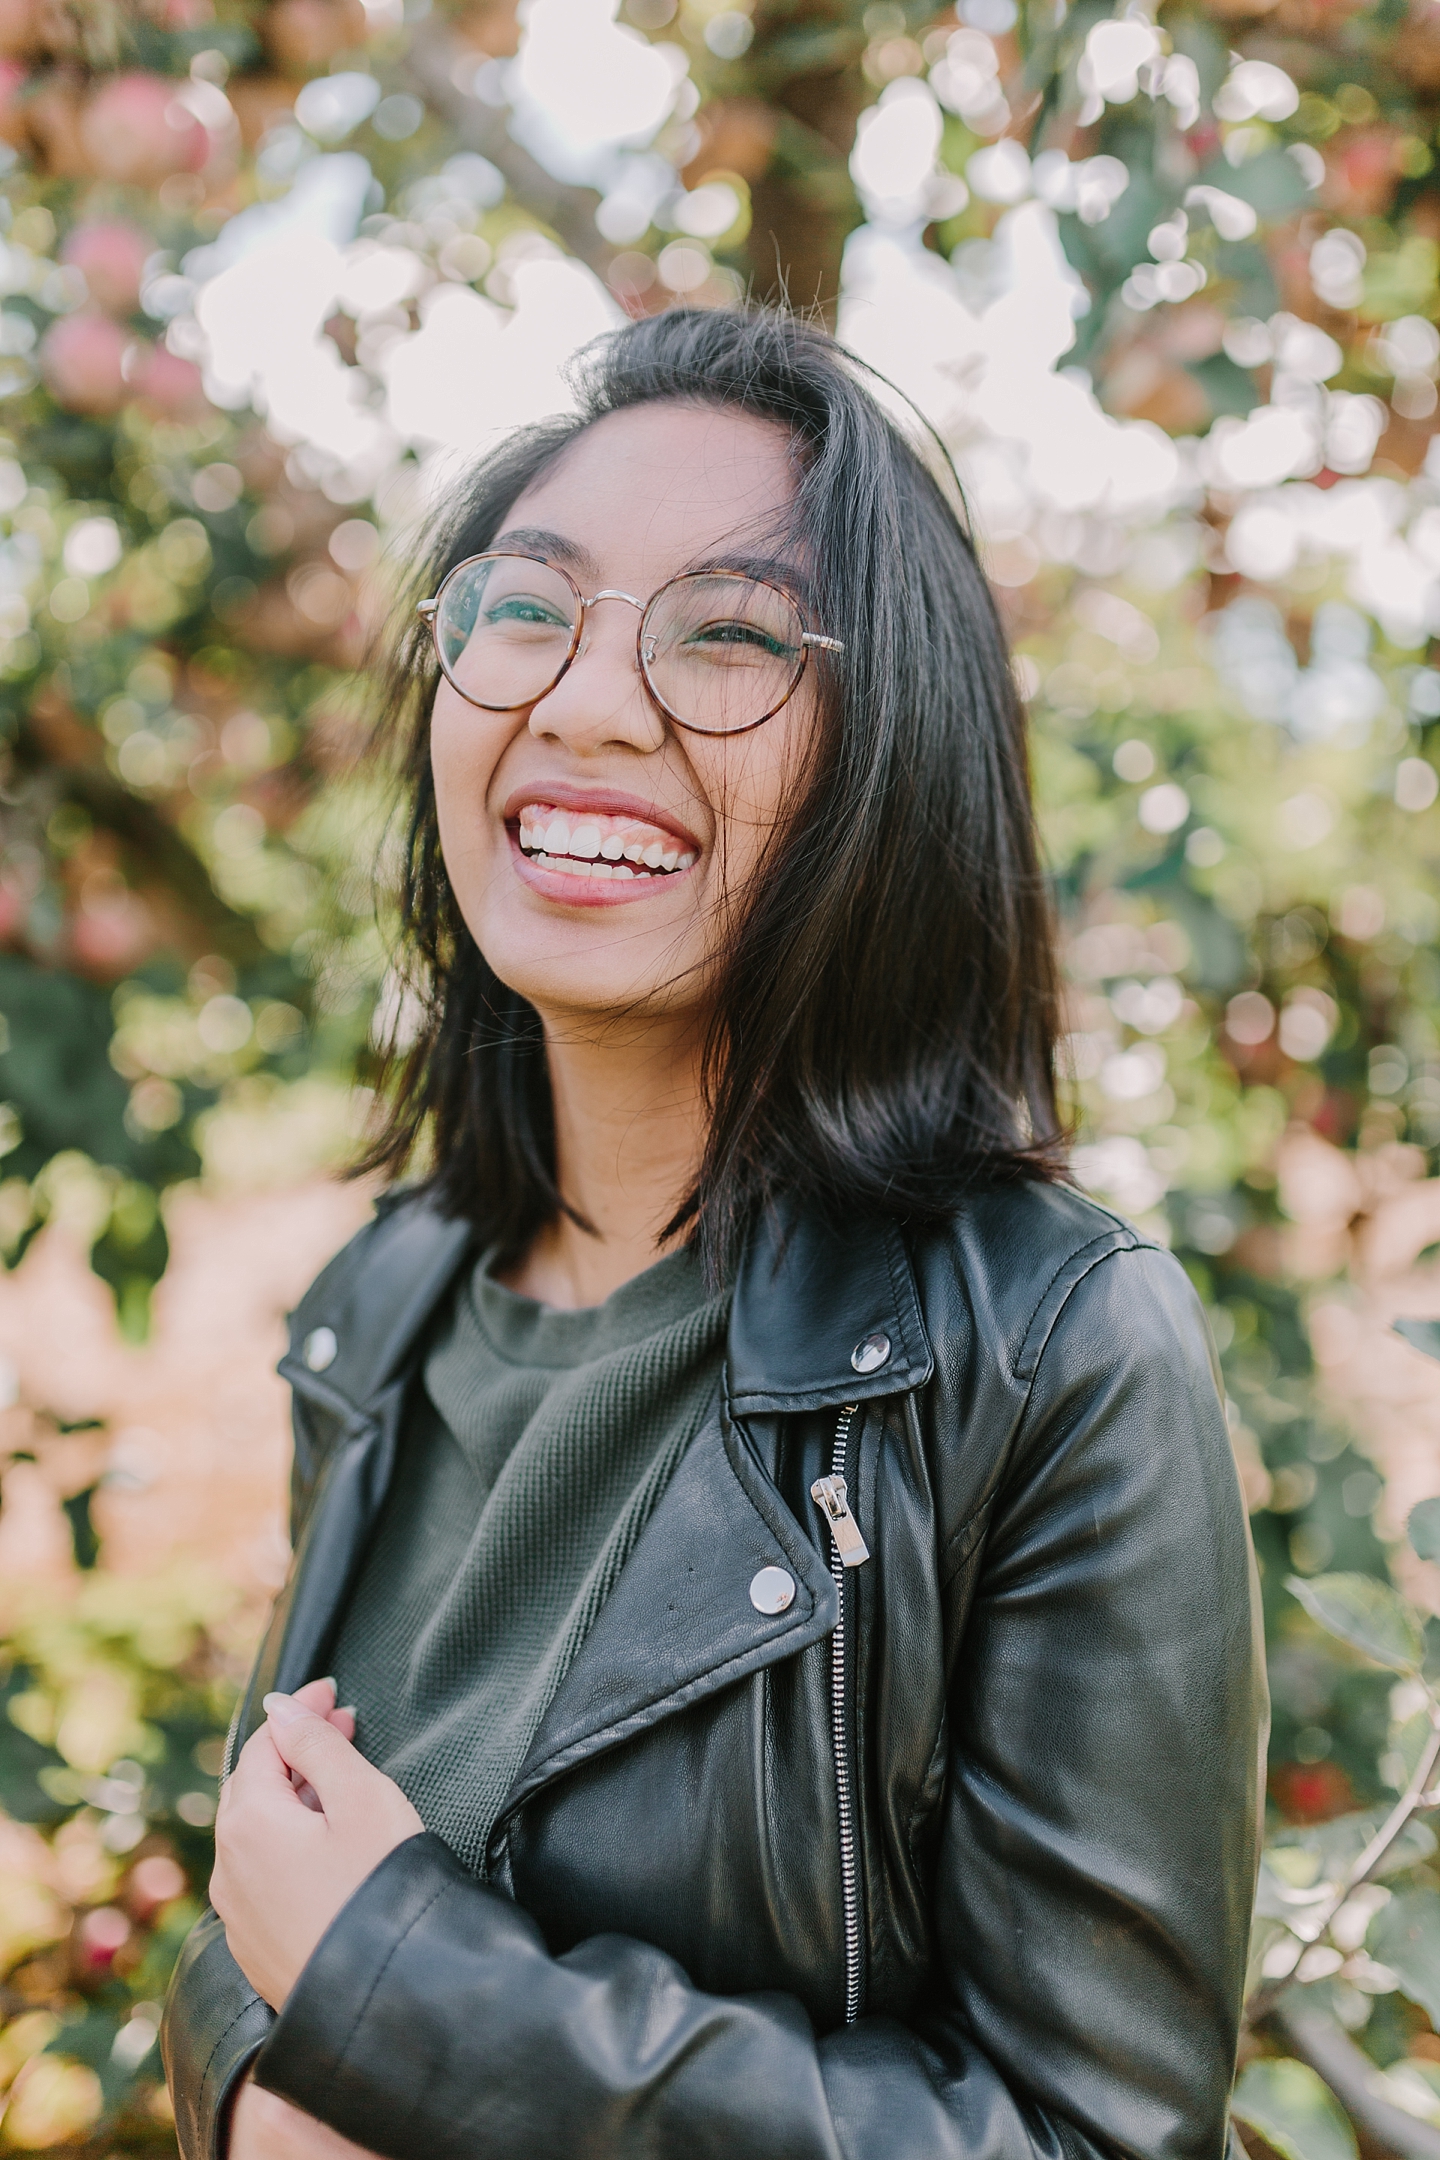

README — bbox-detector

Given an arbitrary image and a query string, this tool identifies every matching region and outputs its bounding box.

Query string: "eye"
[685,616,793,658]
[484,593,571,629]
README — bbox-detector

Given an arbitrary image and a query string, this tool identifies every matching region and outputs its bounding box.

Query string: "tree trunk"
[734,0,869,321]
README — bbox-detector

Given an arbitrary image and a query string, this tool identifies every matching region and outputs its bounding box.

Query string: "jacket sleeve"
[250,1241,1266,2160]
[160,1908,275,2160]
[160,1293,344,2157]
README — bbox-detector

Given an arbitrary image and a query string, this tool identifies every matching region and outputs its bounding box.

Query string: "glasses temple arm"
[802,633,844,653]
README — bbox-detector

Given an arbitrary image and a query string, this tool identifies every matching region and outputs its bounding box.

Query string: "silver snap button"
[749,1566,796,1615]
[851,1331,891,1374]
[303,1326,338,1372]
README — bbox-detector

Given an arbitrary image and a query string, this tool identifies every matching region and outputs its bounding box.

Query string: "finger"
[290,1676,338,1715]
[228,1723,318,1825]
[219,1684,338,1819]
[327,1705,357,1743]
[262,1692,370,1810]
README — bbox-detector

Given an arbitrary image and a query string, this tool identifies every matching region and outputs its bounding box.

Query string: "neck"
[502,1012,707,1310]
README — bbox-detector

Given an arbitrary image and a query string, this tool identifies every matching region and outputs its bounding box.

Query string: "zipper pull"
[811,1474,870,1567]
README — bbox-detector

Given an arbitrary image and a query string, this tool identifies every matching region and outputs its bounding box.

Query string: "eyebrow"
[490,531,814,610]
[492,528,604,584]
[690,549,817,610]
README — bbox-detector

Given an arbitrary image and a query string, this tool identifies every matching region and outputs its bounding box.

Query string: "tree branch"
[1270,2001,1440,2160]
[1246,1706,1440,2029]
[400,24,611,276]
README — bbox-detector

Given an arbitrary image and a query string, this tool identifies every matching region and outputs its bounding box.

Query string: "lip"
[500,780,702,856]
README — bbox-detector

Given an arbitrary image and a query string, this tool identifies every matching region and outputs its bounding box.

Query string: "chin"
[481,933,694,1026]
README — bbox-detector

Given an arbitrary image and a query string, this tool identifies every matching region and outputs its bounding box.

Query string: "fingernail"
[262,1691,305,1724]
[338,1706,357,1719]
[319,1677,337,1693]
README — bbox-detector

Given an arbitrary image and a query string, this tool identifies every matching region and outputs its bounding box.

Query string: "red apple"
[79,72,208,187]
[39,313,130,415]
[60,220,150,315]
[133,343,206,416]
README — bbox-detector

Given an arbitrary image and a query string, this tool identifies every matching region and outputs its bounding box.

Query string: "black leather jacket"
[162,1179,1266,2160]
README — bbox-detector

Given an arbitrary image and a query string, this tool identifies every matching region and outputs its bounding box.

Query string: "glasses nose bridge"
[583,587,645,614]
[575,586,646,668]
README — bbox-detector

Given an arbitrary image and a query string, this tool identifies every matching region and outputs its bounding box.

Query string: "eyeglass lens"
[435,555,578,712]
[433,555,808,733]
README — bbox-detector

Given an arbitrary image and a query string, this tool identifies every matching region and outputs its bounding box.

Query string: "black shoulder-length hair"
[358,304,1066,1281]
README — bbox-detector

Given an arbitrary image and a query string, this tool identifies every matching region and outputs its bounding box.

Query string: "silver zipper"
[220,1695,244,1782]
[812,1404,868,2024]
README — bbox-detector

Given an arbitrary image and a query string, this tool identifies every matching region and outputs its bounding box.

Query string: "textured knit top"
[329,1244,731,1877]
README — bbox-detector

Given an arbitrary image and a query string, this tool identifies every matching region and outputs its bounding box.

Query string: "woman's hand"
[229,2068,381,2160]
[211,1687,423,2012]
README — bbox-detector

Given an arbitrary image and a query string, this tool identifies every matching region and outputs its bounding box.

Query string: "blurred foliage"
[0,1499,235,2153]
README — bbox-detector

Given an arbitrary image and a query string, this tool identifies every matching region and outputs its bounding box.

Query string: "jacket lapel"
[233,1206,474,1754]
[490,1397,837,1835]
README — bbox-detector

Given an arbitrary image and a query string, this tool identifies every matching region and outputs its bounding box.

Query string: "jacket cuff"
[253,1833,476,2152]
[161,1908,275,2160]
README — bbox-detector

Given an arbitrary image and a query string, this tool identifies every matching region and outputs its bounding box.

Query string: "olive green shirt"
[330,1246,730,1876]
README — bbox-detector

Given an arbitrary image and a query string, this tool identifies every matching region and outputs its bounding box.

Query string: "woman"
[162,306,1265,2160]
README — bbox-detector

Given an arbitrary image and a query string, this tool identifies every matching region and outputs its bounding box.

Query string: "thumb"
[262,1692,367,1807]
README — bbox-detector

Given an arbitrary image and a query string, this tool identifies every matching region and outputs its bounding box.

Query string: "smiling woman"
[161,309,1265,2160]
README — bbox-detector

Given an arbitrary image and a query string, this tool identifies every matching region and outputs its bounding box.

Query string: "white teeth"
[518,806,698,879]
[533,852,658,882]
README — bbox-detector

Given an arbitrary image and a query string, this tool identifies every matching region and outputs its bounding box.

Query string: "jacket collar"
[285,1192,934,1426]
[726,1200,933,1415]
[276,1202,473,1415]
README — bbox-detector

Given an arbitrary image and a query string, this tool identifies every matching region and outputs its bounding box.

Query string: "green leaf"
[1370,2062,1440,2128]
[1396,1320,1440,1366]
[1232,2059,1359,2160]
[1272,1808,1434,1885]
[1369,1889,1440,2024]
[1186,352,1259,422]
[1287,1574,1424,1674]
[1391,1706,1436,1787]
[1197,146,1309,219]
[1410,1497,1440,1560]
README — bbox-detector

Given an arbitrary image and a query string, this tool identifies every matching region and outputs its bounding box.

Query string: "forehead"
[505,401,797,574]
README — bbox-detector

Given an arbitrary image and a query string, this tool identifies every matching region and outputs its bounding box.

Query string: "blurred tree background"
[2,0,1440,2148]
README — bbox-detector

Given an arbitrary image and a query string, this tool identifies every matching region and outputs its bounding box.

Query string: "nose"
[526,593,664,755]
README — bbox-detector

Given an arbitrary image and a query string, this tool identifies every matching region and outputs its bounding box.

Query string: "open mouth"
[515,802,697,882]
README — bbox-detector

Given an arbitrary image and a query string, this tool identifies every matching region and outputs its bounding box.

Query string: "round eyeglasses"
[417,552,844,738]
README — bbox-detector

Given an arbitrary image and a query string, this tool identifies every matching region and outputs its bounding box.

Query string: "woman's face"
[428,401,818,1032]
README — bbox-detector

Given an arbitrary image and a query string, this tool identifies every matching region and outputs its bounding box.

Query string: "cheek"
[692,700,812,880]
[429,694,506,857]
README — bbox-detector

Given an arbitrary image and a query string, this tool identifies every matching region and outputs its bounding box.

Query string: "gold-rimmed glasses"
[417,552,844,738]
